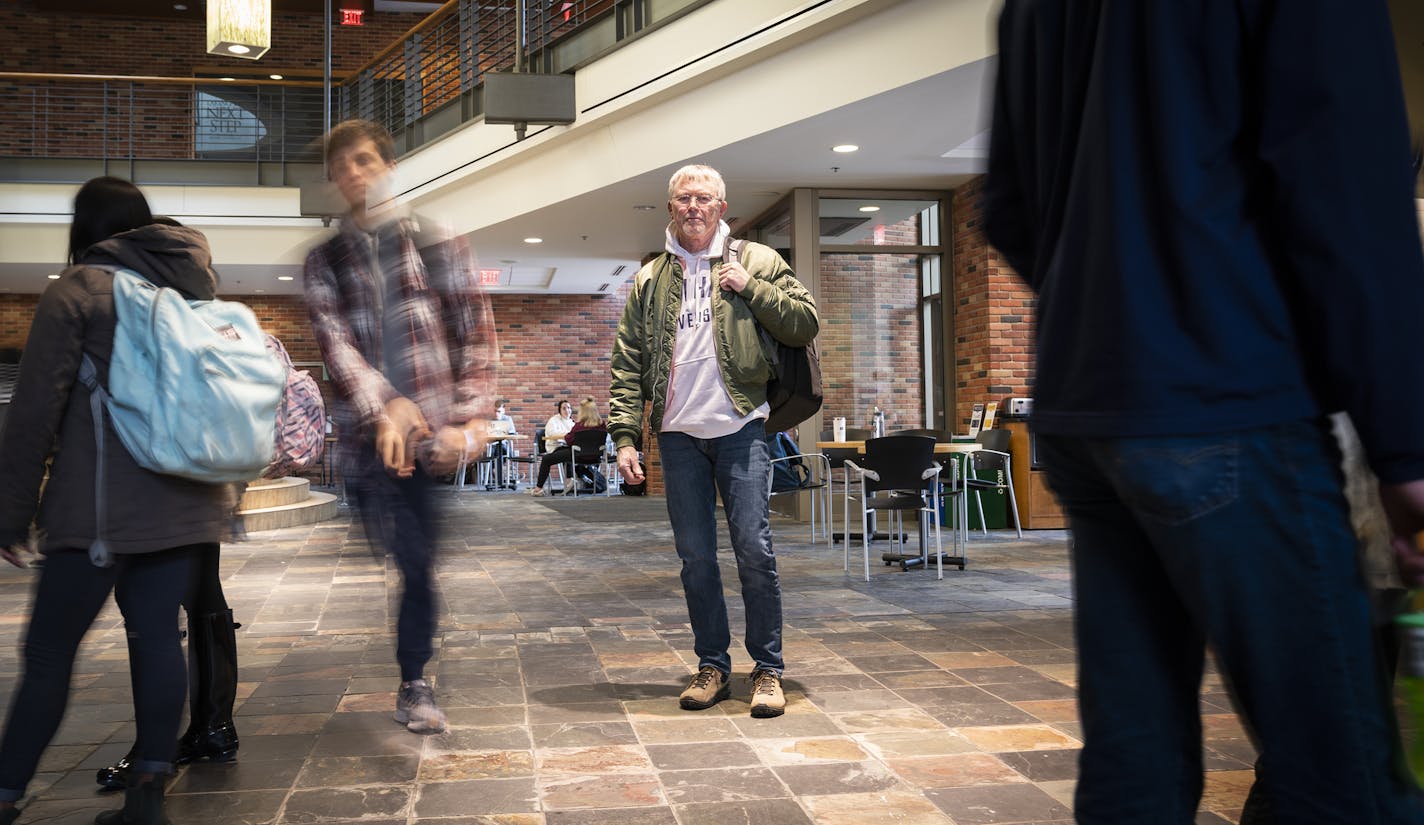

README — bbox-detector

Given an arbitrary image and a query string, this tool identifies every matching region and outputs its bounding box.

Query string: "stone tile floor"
[0,490,1257,824]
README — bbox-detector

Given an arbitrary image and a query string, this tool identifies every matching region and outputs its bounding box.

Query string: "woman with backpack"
[0,177,236,825]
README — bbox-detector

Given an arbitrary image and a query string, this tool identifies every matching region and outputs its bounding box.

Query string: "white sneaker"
[528,487,546,496]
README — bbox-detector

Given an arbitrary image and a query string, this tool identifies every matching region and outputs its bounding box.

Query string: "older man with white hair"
[608,165,818,718]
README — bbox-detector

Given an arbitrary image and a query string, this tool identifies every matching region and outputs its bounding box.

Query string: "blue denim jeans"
[659,420,783,675]
[1038,419,1422,824]
[350,452,439,683]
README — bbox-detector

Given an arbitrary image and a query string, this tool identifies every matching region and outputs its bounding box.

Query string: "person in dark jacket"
[93,216,244,792]
[0,177,236,825]
[984,2,1424,823]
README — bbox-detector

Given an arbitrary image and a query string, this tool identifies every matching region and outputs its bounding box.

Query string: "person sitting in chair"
[530,398,606,496]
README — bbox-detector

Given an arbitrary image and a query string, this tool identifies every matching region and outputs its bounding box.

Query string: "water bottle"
[872,406,885,438]
[1397,602,1424,786]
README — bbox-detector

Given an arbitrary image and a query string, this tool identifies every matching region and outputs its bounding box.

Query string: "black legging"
[536,446,573,488]
[0,543,202,801]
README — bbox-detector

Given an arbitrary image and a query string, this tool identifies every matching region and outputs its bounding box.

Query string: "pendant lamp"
[207,0,272,60]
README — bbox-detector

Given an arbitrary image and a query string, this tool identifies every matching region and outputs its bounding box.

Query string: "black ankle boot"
[94,776,170,825]
[174,610,240,765]
[1,805,20,825]
[95,746,137,790]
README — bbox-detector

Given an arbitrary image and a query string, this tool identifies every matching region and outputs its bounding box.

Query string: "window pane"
[819,198,937,246]
[820,252,924,432]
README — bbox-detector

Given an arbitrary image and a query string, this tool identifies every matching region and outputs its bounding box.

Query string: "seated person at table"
[529,398,607,496]
[543,400,574,452]
[484,399,519,488]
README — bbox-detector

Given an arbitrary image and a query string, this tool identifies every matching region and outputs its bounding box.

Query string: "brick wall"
[951,177,1036,428]
[0,2,422,160]
[0,2,421,77]
[0,287,664,490]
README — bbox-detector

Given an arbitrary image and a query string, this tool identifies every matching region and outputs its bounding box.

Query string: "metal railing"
[0,0,710,185]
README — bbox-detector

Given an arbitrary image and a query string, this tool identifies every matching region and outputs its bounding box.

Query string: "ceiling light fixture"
[859,205,881,212]
[47,274,60,280]
[277,275,294,281]
[269,73,283,80]
[207,0,271,60]
[633,205,657,211]
[832,144,859,153]
[173,2,188,9]
[523,237,543,244]
[219,77,236,82]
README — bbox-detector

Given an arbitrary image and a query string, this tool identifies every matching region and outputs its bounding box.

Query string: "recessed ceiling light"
[255,288,266,293]
[227,44,251,55]
[173,2,188,9]
[832,144,859,153]
[633,205,657,211]
[47,274,60,280]
[523,237,543,244]
[269,74,283,80]
[859,205,881,212]
[499,259,517,264]
[219,77,236,82]
[277,275,294,281]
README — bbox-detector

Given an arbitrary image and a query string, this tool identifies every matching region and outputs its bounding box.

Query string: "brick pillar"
[951,176,1037,428]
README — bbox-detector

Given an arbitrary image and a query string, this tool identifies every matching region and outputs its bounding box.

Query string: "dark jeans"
[537,446,572,488]
[1038,419,1421,824]
[352,453,439,682]
[0,544,201,801]
[658,419,782,675]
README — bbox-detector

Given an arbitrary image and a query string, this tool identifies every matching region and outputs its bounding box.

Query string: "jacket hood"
[82,223,219,300]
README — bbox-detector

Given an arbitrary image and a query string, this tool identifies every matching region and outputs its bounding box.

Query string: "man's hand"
[376,396,432,477]
[420,426,474,477]
[616,445,645,486]
[1378,479,1424,587]
[717,260,751,294]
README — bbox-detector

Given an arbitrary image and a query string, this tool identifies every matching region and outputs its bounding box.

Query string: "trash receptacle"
[939,470,1008,530]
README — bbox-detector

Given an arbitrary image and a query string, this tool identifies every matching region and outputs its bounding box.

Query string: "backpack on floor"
[725,238,823,434]
[261,334,327,479]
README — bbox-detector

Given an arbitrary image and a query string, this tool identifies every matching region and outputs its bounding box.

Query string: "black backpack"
[725,239,823,434]
[767,432,811,492]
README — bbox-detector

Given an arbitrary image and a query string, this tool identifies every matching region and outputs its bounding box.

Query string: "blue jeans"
[350,452,439,683]
[1038,419,1422,824]
[659,420,783,675]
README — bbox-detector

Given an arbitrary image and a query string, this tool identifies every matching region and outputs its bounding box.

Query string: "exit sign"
[478,269,502,286]
[340,8,364,25]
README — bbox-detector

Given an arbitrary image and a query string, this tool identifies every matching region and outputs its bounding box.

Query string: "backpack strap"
[76,355,114,568]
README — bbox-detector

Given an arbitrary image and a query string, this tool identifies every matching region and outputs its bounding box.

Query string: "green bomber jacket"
[607,240,818,451]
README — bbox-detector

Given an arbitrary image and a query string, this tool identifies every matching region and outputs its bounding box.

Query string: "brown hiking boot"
[679,666,730,710]
[749,669,786,718]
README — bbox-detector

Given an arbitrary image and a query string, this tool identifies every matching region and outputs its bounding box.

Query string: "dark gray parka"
[0,224,235,555]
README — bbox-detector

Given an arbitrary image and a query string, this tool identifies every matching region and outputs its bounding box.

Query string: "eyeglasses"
[671,194,720,207]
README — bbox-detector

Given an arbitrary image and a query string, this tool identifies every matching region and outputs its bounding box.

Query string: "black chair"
[768,437,833,549]
[568,428,615,497]
[965,428,1021,537]
[844,435,962,581]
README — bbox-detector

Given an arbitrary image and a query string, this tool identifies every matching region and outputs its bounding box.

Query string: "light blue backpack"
[77,267,285,563]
